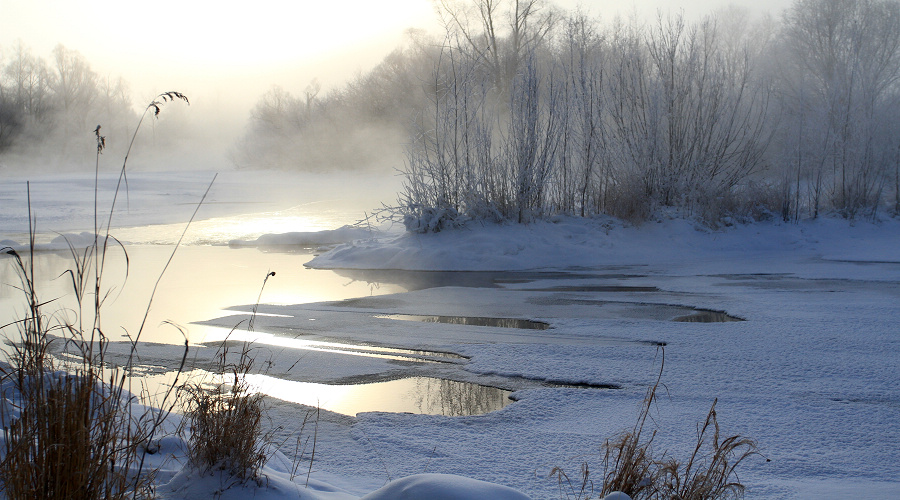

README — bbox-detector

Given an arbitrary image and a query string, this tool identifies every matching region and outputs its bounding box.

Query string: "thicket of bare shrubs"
[394,0,900,229]
[231,0,900,227]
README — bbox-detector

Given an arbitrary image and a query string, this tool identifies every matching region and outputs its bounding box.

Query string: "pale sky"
[0,0,794,119]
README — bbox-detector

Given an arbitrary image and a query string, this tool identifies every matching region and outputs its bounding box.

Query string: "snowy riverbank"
[193,215,900,499]
[3,170,899,498]
[305,215,900,273]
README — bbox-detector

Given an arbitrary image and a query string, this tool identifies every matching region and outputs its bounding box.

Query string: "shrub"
[183,342,268,482]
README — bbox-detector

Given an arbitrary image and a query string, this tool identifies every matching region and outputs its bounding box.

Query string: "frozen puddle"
[673,309,744,323]
[245,374,513,416]
[375,314,550,330]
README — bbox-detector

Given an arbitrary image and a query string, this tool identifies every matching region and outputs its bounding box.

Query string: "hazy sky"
[1,0,794,118]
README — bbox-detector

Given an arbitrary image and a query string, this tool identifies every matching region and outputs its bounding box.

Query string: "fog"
[0,0,438,165]
[0,1,798,173]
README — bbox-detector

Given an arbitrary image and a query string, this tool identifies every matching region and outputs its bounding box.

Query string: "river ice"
[1,169,899,499]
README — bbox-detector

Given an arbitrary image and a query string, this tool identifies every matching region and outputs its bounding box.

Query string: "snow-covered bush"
[402,205,463,233]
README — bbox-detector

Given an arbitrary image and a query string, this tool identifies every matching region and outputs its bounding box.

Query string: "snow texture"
[2,170,899,499]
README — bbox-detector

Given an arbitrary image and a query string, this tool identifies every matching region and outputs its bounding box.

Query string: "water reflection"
[243,374,513,417]
[331,268,633,291]
[202,327,466,363]
[0,246,403,345]
[376,314,550,330]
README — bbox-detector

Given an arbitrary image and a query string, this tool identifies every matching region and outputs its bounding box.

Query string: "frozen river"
[1,169,899,498]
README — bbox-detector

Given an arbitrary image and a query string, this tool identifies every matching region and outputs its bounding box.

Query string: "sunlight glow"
[2,1,435,72]
[241,374,513,417]
[198,327,451,363]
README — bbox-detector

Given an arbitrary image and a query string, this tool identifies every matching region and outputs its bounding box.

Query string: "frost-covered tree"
[780,0,900,217]
[552,11,606,217]
[602,12,772,220]
[434,0,558,88]
[49,44,98,119]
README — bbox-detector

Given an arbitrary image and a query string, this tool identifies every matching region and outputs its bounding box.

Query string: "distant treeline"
[241,0,900,225]
[231,39,436,172]
[0,42,140,169]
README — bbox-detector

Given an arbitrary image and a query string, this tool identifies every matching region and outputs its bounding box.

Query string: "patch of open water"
[203,328,467,364]
[245,374,514,417]
[374,314,551,330]
[1,243,741,418]
[135,367,512,417]
[0,246,405,345]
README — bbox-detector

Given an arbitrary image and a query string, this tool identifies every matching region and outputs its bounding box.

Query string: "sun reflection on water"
[242,374,513,417]
[113,209,344,246]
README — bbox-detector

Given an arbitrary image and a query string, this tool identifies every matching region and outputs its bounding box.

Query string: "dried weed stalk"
[183,342,267,482]
[555,348,760,500]
[0,92,192,499]
[655,399,757,500]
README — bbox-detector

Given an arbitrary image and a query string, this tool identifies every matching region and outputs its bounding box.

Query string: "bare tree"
[2,40,51,120]
[553,11,606,217]
[781,0,900,217]
[250,86,300,134]
[434,0,557,88]
[303,78,320,115]
[50,44,98,118]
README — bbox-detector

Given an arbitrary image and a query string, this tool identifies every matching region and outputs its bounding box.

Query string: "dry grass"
[183,342,268,482]
[655,399,757,500]
[181,270,281,482]
[0,245,156,499]
[555,348,759,500]
[0,92,191,499]
[597,359,662,500]
[0,370,147,499]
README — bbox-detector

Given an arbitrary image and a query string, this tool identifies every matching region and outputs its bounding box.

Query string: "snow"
[306,215,900,273]
[159,463,359,500]
[229,225,376,251]
[210,215,900,499]
[2,170,899,499]
[359,473,534,500]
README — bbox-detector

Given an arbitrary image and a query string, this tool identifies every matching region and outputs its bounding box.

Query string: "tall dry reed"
[0,92,193,499]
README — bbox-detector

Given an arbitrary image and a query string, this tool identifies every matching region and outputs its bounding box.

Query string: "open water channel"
[0,170,738,419]
[0,242,737,418]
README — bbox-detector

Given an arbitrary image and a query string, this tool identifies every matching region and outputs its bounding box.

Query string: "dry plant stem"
[126,173,216,363]
[185,342,267,481]
[0,92,193,499]
[656,399,758,500]
[289,408,319,481]
[550,462,593,500]
[550,346,759,500]
[599,348,664,499]
[248,271,276,332]
[306,405,319,487]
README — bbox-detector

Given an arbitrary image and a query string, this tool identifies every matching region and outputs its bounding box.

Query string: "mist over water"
[1,1,794,178]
